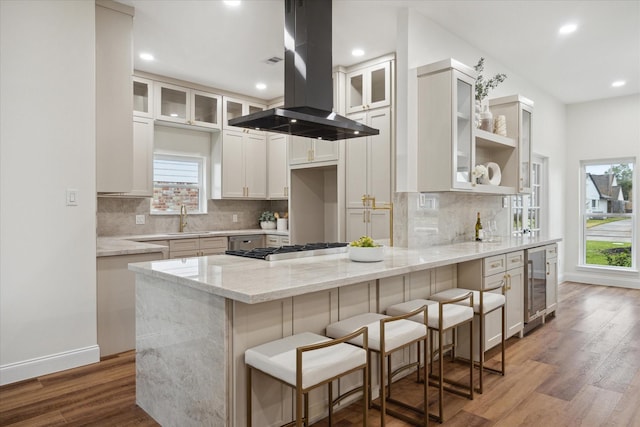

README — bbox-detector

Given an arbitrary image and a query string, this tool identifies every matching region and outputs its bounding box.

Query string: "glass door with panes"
[512,156,545,236]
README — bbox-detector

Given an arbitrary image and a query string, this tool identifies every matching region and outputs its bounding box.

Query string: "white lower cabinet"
[168,237,227,258]
[457,250,525,361]
[266,234,290,247]
[505,251,525,338]
[97,251,165,357]
[221,130,267,198]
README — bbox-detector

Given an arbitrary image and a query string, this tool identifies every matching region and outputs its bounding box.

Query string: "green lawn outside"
[585,240,632,266]
[586,217,627,228]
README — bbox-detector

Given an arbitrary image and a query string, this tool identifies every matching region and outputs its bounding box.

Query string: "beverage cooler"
[524,247,546,334]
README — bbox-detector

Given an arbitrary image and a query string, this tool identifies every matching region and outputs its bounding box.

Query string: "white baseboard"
[563,273,640,289]
[0,345,100,386]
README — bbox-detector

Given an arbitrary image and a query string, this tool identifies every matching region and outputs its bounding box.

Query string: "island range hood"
[228,0,379,141]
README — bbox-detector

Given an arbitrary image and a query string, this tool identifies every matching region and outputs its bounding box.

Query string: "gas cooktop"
[225,242,348,261]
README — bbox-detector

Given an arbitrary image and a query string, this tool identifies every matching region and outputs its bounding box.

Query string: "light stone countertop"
[97,229,289,257]
[128,235,561,304]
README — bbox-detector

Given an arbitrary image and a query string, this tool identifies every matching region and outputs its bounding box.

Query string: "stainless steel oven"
[228,235,265,251]
[524,247,546,334]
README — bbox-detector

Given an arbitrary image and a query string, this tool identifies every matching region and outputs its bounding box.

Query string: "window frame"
[579,158,635,271]
[150,152,208,215]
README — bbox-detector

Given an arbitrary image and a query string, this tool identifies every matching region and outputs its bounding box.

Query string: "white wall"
[0,1,99,385]
[395,8,567,276]
[564,94,640,288]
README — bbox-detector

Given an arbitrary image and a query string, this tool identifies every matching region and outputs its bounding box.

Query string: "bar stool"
[245,329,369,427]
[325,307,429,427]
[429,283,506,393]
[386,293,474,423]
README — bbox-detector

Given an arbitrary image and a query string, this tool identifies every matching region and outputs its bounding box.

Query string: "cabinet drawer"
[483,272,506,292]
[506,251,524,270]
[170,249,200,259]
[169,238,199,252]
[266,235,280,246]
[200,248,226,256]
[281,237,290,245]
[546,244,558,259]
[484,255,506,276]
[200,237,227,250]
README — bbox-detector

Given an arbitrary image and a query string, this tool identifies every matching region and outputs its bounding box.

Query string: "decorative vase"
[260,221,276,230]
[479,105,493,132]
[475,99,482,128]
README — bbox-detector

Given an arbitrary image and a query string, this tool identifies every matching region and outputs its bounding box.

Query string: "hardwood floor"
[1,281,639,426]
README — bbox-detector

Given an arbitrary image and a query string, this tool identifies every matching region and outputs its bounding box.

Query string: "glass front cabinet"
[417,58,475,192]
[154,82,222,129]
[346,61,391,114]
[489,95,534,193]
[133,77,153,118]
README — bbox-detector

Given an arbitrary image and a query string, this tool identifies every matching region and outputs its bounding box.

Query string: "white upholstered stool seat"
[428,289,505,314]
[326,309,429,427]
[386,295,474,423]
[245,331,369,426]
[430,284,506,394]
[385,299,474,330]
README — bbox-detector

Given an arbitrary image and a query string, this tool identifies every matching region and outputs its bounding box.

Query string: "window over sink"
[151,153,207,214]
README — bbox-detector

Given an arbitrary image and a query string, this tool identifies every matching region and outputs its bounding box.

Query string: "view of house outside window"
[151,154,207,214]
[582,159,634,269]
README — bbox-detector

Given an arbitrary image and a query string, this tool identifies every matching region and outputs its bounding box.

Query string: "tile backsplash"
[97,197,288,236]
[395,192,510,249]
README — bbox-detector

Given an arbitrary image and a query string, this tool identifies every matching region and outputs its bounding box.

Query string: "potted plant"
[474,57,507,130]
[348,235,384,262]
[259,211,276,229]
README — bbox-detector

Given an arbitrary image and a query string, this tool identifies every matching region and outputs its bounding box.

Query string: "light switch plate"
[136,215,145,225]
[66,189,78,206]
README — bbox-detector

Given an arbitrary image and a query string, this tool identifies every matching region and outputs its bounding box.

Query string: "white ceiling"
[123,0,640,104]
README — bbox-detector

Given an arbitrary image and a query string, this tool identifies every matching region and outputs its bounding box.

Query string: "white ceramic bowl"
[348,245,384,262]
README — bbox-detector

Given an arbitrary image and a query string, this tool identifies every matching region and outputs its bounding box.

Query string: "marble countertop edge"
[128,236,562,304]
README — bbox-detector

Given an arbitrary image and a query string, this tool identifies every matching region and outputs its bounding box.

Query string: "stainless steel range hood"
[228,0,379,141]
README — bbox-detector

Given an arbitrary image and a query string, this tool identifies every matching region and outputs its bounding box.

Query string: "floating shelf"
[475,129,516,149]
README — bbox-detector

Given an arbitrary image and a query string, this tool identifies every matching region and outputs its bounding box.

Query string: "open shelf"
[475,129,516,149]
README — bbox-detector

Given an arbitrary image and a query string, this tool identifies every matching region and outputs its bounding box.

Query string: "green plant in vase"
[474,57,507,130]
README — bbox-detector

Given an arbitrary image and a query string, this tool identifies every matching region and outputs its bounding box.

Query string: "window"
[512,155,546,236]
[581,159,634,269]
[151,153,207,214]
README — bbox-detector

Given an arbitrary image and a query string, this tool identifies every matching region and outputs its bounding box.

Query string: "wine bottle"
[475,212,483,241]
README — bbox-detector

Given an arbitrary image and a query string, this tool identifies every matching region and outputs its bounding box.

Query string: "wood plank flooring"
[1,281,639,426]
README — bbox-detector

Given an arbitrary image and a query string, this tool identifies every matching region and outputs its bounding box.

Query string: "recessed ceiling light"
[139,52,154,61]
[558,23,577,35]
[255,82,267,90]
[611,80,626,88]
[290,119,297,123]
[224,0,241,6]
[351,48,365,57]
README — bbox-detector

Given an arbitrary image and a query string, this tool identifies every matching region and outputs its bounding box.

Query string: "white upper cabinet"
[220,130,267,199]
[346,61,391,113]
[417,59,476,192]
[288,136,338,167]
[96,1,134,193]
[133,76,153,118]
[346,107,392,208]
[267,134,289,200]
[222,96,266,132]
[154,82,222,129]
[489,95,534,193]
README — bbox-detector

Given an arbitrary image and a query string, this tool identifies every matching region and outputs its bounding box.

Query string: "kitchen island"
[129,236,560,426]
